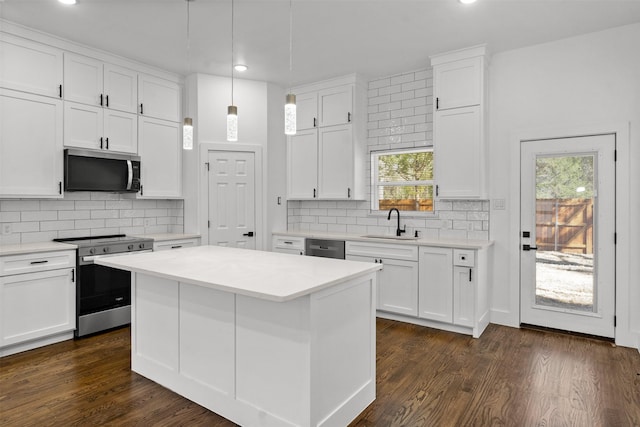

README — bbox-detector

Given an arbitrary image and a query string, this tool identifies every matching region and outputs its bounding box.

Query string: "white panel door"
[318,124,353,199]
[104,64,138,114]
[295,91,318,131]
[208,151,256,249]
[63,101,103,150]
[434,105,481,199]
[287,129,318,199]
[104,110,138,154]
[63,53,103,106]
[433,56,481,110]
[0,89,63,197]
[520,134,616,338]
[418,246,453,323]
[0,33,63,98]
[318,84,352,127]
[138,117,181,198]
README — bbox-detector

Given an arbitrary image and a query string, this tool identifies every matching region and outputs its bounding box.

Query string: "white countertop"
[95,245,382,302]
[0,241,77,256]
[273,231,493,250]
[130,233,201,242]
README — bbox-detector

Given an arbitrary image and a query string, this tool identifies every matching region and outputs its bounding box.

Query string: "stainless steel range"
[53,234,153,337]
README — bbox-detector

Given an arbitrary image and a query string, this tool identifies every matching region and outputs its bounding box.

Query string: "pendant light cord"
[289,0,293,92]
[231,0,234,105]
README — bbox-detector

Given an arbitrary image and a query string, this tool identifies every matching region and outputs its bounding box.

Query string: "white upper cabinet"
[138,74,181,122]
[318,84,353,127]
[0,89,63,198]
[430,45,488,200]
[104,110,138,154]
[0,33,63,99]
[433,57,482,111]
[64,53,138,113]
[287,74,366,200]
[296,92,318,131]
[138,116,182,198]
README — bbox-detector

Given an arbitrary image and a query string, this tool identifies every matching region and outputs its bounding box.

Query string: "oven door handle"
[82,250,152,263]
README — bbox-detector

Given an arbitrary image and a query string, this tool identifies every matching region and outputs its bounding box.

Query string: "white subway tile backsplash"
[40,220,75,231]
[390,73,415,85]
[91,210,119,219]
[378,84,402,96]
[21,231,58,243]
[0,211,21,222]
[1,200,40,211]
[105,200,133,210]
[39,200,75,211]
[75,200,105,210]
[105,218,133,228]
[369,78,390,89]
[59,210,91,220]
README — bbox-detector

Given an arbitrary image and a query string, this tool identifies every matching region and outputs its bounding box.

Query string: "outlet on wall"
[2,224,12,235]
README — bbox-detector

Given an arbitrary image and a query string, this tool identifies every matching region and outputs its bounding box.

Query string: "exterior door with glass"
[520,134,615,338]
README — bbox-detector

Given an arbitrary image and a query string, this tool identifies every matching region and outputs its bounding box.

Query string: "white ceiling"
[2,0,640,87]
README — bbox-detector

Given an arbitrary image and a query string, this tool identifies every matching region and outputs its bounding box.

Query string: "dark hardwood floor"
[1,319,639,426]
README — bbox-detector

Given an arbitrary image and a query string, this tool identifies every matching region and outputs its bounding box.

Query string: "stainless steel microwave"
[64,149,141,193]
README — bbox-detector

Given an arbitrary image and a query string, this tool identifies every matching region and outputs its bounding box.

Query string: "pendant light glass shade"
[227,105,238,142]
[183,117,193,150]
[284,93,296,135]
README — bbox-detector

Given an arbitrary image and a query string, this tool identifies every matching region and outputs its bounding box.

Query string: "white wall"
[489,23,640,347]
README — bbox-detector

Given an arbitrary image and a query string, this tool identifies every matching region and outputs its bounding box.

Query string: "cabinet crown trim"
[430,44,488,66]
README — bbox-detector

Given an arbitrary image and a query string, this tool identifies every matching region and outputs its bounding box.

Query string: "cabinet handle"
[58,181,62,194]
[347,112,351,122]
[71,268,75,282]
[58,84,63,98]
[347,188,351,198]
[105,137,109,150]
[100,137,104,149]
[171,245,183,249]
[313,188,317,198]
[30,260,49,265]
[379,259,383,264]
[469,268,472,282]
[140,185,144,196]
[140,103,144,114]
[284,241,293,245]
[436,97,439,110]
[374,259,378,263]
[313,117,317,128]
[436,185,439,197]
[100,93,104,106]
[106,95,109,108]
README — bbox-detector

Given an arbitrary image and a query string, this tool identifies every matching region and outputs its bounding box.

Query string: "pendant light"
[227,0,238,142]
[284,0,296,136]
[183,0,194,150]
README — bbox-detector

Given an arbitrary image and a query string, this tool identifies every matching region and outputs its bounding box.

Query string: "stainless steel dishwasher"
[305,238,346,259]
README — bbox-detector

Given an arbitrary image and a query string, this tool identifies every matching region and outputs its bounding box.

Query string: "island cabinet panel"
[128,268,377,427]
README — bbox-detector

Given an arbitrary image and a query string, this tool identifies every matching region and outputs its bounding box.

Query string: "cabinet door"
[0,268,75,347]
[453,266,475,327]
[433,57,481,110]
[153,238,199,251]
[296,91,318,131]
[418,247,453,323]
[63,101,104,150]
[318,84,352,127]
[63,53,103,106]
[104,64,138,113]
[138,117,182,198]
[287,129,318,199]
[434,105,482,199]
[0,89,63,198]
[104,110,138,154]
[0,34,63,98]
[318,124,353,199]
[139,74,181,122]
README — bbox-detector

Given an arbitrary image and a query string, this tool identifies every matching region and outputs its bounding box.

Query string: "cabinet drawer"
[272,236,305,251]
[453,249,475,267]
[346,241,418,261]
[153,238,200,251]
[0,250,75,276]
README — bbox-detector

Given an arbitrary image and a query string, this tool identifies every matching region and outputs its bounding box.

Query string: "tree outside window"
[372,149,434,212]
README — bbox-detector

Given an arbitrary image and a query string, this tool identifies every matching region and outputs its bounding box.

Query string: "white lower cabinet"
[272,235,305,256]
[153,237,200,252]
[0,250,76,357]
[346,241,418,317]
[453,266,475,328]
[418,247,453,323]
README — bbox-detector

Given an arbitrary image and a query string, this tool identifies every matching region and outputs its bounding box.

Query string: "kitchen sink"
[361,234,419,241]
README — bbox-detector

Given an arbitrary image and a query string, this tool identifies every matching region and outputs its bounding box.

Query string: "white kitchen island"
[96,245,381,427]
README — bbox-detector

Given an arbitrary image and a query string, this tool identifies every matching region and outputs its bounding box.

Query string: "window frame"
[370,147,436,215]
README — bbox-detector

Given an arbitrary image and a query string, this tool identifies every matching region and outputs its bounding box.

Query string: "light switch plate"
[493,199,506,210]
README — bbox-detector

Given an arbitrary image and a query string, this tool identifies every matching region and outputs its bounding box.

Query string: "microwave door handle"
[126,160,133,190]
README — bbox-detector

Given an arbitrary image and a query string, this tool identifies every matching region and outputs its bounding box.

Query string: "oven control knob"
[139,243,145,249]
[103,247,109,253]
[128,244,134,251]
[89,248,95,255]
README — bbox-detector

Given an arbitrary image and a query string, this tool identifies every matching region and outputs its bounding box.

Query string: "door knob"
[243,232,254,237]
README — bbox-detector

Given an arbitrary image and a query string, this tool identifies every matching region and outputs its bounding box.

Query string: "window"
[371,148,434,212]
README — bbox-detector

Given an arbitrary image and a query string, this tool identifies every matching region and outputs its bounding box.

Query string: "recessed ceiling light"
[58,0,77,4]
[459,0,477,4]
[234,64,248,72]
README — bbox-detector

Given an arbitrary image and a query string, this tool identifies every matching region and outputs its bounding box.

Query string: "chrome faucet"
[387,208,406,237]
